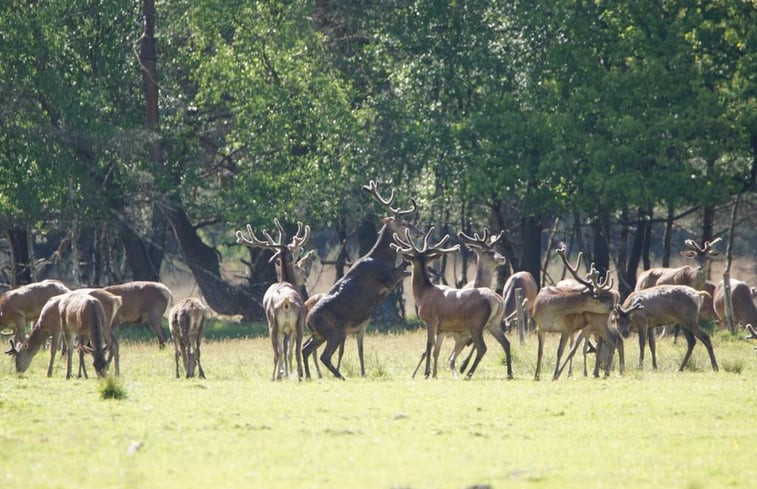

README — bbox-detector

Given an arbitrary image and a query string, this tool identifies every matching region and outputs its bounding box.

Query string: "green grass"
[1,328,755,489]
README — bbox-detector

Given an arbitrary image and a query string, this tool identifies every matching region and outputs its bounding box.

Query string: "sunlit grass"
[0,328,755,489]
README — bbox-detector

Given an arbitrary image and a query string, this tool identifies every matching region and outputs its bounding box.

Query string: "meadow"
[0,325,755,489]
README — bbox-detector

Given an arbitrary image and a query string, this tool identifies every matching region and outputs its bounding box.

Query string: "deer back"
[619,285,701,332]
[0,279,71,326]
[502,271,538,315]
[104,281,173,324]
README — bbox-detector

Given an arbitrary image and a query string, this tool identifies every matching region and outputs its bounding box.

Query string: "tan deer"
[169,297,210,379]
[393,227,513,380]
[103,281,173,347]
[237,219,310,381]
[73,288,123,378]
[635,238,721,291]
[615,285,718,372]
[532,247,618,380]
[713,278,757,330]
[0,279,71,342]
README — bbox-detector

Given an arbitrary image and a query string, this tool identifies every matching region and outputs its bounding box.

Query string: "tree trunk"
[624,208,647,297]
[6,226,32,287]
[662,203,674,267]
[521,214,542,289]
[138,0,166,284]
[591,212,610,277]
[641,206,653,270]
[162,205,263,323]
[120,224,161,281]
[617,208,630,299]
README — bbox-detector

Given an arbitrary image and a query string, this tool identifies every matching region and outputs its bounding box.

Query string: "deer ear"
[680,250,697,258]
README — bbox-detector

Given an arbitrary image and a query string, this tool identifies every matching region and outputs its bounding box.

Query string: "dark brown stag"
[302,181,415,379]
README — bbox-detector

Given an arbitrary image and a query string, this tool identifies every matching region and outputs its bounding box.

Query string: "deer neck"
[409,257,433,296]
[277,251,297,285]
[473,252,496,289]
[368,222,402,262]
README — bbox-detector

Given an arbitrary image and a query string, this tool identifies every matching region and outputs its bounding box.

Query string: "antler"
[683,237,722,256]
[614,301,644,317]
[392,227,460,258]
[556,245,613,294]
[235,223,278,249]
[287,221,311,252]
[458,228,504,250]
[362,180,418,218]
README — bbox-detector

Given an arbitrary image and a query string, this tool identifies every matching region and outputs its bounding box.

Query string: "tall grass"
[0,328,755,489]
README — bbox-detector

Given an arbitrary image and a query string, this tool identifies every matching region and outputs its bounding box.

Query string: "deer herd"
[2,181,755,382]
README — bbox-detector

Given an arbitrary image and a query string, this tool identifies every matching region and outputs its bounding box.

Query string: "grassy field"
[1,326,755,489]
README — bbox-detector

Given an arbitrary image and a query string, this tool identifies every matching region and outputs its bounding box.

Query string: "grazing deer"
[103,281,173,348]
[394,227,513,379]
[635,238,721,291]
[0,279,71,342]
[237,219,310,381]
[302,181,414,380]
[713,278,757,330]
[74,288,123,378]
[532,247,618,381]
[6,289,119,378]
[169,297,210,379]
[615,285,718,372]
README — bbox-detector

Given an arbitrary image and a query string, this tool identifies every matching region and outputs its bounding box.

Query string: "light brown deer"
[74,288,123,377]
[713,278,757,330]
[0,279,70,342]
[635,238,721,291]
[393,227,513,379]
[615,285,718,372]
[532,247,618,380]
[103,281,173,348]
[458,228,507,289]
[303,180,414,379]
[169,297,210,379]
[6,289,120,378]
[237,219,310,381]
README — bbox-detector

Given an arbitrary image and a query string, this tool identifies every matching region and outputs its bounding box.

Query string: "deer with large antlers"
[0,279,71,342]
[394,227,513,379]
[532,247,619,380]
[236,219,310,381]
[635,238,721,291]
[615,285,718,372]
[302,180,414,379]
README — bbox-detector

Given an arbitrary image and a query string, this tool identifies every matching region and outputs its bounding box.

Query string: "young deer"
[237,219,310,381]
[302,181,414,379]
[169,297,210,379]
[393,227,513,380]
[532,247,618,381]
[615,285,718,372]
[713,278,757,330]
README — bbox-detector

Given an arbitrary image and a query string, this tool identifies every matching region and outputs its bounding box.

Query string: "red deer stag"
[635,238,721,291]
[713,278,757,331]
[103,281,173,348]
[302,180,414,379]
[615,285,718,372]
[394,227,513,380]
[458,228,506,289]
[532,247,618,380]
[169,298,210,379]
[0,279,70,342]
[236,219,310,381]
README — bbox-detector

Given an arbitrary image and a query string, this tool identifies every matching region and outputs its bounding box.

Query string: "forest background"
[1,0,756,326]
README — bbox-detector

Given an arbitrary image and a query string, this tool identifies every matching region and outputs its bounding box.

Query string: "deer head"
[458,228,507,267]
[362,180,419,235]
[236,219,310,284]
[681,237,722,269]
[391,227,461,264]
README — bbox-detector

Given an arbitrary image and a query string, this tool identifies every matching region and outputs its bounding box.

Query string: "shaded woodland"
[1,1,756,324]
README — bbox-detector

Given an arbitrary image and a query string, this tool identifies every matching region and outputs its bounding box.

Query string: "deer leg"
[302,335,325,380]
[447,336,467,379]
[535,331,545,381]
[149,317,167,349]
[556,330,585,380]
[270,328,281,382]
[488,326,513,380]
[319,332,346,380]
[648,328,658,370]
[356,328,366,377]
[458,339,475,374]
[109,336,120,377]
[464,331,487,379]
[423,322,437,379]
[692,327,718,372]
[294,321,304,381]
[679,328,697,372]
[195,332,205,379]
[47,331,61,378]
[172,332,181,378]
[552,333,571,381]
[412,351,426,378]
[65,337,74,380]
[431,333,444,379]
[637,328,647,369]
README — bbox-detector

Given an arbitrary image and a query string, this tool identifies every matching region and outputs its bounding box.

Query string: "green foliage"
[99,375,127,400]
